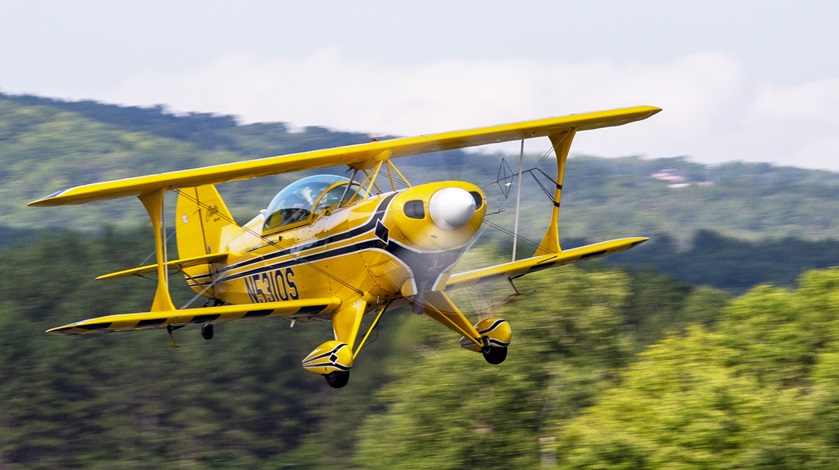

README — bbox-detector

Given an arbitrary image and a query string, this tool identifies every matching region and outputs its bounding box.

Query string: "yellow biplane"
[30,106,660,388]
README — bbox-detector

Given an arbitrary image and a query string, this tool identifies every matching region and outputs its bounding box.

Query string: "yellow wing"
[29,106,660,207]
[95,252,229,281]
[445,238,648,290]
[46,297,342,335]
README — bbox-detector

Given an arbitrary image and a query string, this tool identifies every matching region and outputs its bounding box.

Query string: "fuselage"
[186,179,486,320]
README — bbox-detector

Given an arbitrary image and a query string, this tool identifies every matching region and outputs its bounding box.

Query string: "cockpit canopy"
[263,174,366,232]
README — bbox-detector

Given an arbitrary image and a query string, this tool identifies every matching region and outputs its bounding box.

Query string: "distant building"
[651,168,686,184]
[650,168,714,188]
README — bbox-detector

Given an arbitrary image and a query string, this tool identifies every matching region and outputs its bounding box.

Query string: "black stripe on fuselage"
[191,193,398,283]
[216,224,466,295]
[219,238,388,283]
[239,193,396,269]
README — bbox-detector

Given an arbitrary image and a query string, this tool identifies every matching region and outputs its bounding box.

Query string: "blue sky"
[2,1,839,169]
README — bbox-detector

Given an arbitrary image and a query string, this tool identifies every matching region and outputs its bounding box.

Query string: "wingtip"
[45,325,70,335]
[28,189,69,207]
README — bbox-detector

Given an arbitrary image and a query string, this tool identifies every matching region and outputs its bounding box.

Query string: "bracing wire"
[131,140,560,318]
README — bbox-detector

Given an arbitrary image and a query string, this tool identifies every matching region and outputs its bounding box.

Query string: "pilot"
[284,202,310,225]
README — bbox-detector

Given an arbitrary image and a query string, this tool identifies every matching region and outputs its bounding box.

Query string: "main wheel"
[325,371,350,388]
[482,346,507,365]
[201,323,214,340]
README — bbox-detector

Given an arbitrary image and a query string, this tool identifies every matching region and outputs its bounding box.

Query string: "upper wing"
[46,297,342,335]
[445,238,648,291]
[29,106,660,207]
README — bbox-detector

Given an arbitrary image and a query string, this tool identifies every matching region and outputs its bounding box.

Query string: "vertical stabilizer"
[176,185,235,297]
[176,185,235,258]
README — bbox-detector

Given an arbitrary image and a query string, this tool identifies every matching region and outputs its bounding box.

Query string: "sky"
[2,0,839,170]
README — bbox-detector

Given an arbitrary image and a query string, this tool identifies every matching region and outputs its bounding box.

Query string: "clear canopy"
[263,175,364,232]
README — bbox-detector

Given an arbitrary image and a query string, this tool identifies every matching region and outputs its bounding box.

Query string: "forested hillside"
[0,229,726,467]
[4,93,839,467]
[4,230,839,467]
[4,92,839,243]
[5,91,839,291]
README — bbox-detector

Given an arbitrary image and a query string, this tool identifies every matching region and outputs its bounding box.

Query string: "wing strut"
[138,189,176,312]
[534,128,576,256]
[511,139,525,261]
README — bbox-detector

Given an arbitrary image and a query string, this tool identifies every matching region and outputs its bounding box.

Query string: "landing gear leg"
[421,291,484,350]
[165,325,184,348]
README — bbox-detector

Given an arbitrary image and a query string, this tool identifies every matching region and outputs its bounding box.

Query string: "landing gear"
[482,345,507,365]
[165,325,183,348]
[325,371,350,388]
[201,323,214,340]
[458,317,512,365]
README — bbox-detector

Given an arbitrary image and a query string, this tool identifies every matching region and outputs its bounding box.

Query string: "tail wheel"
[325,371,350,388]
[482,345,507,365]
[201,323,214,340]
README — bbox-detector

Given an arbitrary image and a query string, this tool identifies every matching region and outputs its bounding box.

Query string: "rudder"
[176,185,235,258]
[176,185,235,297]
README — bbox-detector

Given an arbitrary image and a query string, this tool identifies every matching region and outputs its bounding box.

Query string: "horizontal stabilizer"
[445,237,647,290]
[96,252,229,281]
[46,297,342,335]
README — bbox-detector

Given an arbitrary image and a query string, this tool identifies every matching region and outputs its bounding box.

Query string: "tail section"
[176,185,234,257]
[176,185,235,296]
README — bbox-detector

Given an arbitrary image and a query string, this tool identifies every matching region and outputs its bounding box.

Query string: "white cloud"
[102,49,839,170]
[752,79,839,124]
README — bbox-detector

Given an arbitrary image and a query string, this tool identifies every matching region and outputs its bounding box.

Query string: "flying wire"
[133,142,558,317]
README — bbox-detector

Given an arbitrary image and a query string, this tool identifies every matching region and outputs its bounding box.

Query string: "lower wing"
[46,297,342,335]
[445,238,647,290]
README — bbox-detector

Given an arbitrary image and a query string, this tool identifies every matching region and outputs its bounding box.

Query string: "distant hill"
[4,92,839,246]
[0,93,472,231]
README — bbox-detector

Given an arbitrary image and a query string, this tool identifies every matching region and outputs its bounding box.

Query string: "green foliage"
[0,230,715,467]
[555,327,833,468]
[6,93,839,467]
[352,266,733,469]
[6,227,839,467]
[0,229,398,468]
[609,230,839,293]
[354,268,636,469]
[560,155,839,243]
[553,269,839,468]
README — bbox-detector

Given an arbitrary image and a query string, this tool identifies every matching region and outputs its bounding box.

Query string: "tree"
[555,326,834,468]
[353,267,637,469]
